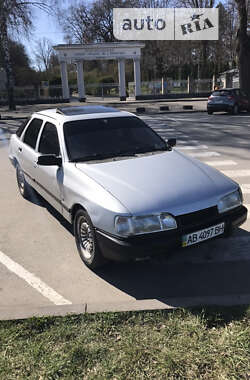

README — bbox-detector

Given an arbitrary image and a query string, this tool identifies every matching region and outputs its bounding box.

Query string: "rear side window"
[38,122,60,156]
[23,118,43,149]
[16,118,30,138]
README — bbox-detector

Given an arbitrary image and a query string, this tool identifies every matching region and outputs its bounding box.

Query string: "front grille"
[176,206,219,228]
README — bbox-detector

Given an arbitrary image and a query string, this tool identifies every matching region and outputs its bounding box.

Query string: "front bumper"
[96,205,247,262]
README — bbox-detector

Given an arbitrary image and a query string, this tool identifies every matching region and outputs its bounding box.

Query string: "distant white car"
[9,106,247,268]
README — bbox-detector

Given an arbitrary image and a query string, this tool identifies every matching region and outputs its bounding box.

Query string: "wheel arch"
[71,203,87,224]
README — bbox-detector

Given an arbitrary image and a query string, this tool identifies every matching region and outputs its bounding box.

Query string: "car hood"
[75,150,238,215]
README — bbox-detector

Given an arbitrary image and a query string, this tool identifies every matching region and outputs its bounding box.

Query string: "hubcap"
[78,217,94,260]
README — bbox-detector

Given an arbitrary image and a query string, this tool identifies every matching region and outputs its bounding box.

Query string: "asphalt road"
[0,111,250,320]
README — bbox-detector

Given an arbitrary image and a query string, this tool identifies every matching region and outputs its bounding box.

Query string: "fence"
[0,78,215,104]
[128,79,213,97]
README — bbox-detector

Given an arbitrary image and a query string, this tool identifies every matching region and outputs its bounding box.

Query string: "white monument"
[53,42,145,102]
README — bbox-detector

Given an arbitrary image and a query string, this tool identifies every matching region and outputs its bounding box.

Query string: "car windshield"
[212,90,232,96]
[63,116,167,162]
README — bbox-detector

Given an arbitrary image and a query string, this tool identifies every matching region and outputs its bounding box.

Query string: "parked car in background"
[9,106,247,269]
[207,88,250,115]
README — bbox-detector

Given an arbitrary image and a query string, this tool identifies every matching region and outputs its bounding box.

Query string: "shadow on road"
[94,253,250,307]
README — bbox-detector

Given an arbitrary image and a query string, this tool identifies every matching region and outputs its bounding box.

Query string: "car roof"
[214,88,239,91]
[33,105,134,123]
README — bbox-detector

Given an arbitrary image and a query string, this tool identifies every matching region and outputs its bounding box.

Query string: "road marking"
[0,250,72,306]
[205,160,237,167]
[222,170,250,178]
[178,140,199,144]
[177,145,208,150]
[155,128,175,132]
[242,185,250,194]
[188,151,221,158]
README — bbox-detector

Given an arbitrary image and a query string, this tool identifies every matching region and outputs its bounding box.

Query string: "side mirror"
[37,155,62,167]
[167,138,176,150]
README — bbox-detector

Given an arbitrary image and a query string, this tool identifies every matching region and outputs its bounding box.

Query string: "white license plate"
[182,223,225,247]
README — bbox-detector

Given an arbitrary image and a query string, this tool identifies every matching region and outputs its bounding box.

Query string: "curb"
[1,294,250,321]
[0,110,208,121]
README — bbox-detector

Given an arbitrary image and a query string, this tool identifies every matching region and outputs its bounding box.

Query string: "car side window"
[23,118,43,149]
[38,122,60,156]
[16,118,30,138]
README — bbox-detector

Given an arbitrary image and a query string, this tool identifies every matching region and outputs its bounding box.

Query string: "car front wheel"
[74,209,105,269]
[208,110,213,115]
[16,164,30,199]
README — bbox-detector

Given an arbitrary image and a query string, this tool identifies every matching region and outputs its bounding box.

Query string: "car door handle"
[18,147,22,152]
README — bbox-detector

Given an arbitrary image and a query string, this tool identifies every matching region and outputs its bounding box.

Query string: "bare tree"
[0,0,55,110]
[60,0,140,44]
[34,37,53,72]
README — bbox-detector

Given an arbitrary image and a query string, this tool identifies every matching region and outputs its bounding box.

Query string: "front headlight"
[115,213,177,237]
[217,189,242,214]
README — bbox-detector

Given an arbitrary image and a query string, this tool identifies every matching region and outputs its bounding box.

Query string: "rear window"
[212,90,232,96]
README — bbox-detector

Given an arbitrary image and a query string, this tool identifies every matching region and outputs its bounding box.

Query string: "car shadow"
[93,248,250,307]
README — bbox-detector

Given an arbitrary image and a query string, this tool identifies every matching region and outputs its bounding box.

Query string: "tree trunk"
[235,0,250,95]
[0,18,16,110]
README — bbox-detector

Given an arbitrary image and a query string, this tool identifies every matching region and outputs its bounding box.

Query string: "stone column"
[76,60,86,102]
[60,61,70,102]
[133,58,141,99]
[118,59,126,101]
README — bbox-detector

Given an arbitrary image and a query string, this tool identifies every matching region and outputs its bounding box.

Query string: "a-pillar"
[76,60,86,102]
[60,61,70,102]
[118,59,126,101]
[133,58,141,99]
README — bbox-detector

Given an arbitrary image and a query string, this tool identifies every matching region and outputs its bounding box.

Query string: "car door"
[35,121,63,214]
[17,117,44,188]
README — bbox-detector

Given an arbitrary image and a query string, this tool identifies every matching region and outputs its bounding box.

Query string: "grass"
[0,306,249,379]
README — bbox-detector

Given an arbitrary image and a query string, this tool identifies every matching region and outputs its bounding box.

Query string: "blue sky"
[25,2,73,68]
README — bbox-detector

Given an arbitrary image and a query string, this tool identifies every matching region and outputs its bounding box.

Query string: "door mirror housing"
[37,154,62,167]
[167,138,176,150]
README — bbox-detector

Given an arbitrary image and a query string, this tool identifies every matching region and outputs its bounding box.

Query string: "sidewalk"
[0,97,208,120]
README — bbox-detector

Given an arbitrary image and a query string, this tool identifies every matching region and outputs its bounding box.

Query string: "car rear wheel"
[232,104,239,115]
[16,164,31,199]
[74,209,105,269]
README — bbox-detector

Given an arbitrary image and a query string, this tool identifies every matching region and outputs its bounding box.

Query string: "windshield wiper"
[71,151,136,162]
[135,146,168,154]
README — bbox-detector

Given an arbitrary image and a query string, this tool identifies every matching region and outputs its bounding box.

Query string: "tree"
[34,37,53,72]
[235,0,250,94]
[0,0,54,110]
[60,0,139,44]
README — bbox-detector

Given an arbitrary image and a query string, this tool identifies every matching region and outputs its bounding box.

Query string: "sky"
[24,1,73,68]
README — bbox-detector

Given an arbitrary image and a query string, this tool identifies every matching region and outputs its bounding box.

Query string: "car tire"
[232,104,239,115]
[208,111,213,115]
[16,164,31,199]
[74,209,106,269]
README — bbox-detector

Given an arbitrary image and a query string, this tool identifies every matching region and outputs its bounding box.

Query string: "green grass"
[0,306,249,379]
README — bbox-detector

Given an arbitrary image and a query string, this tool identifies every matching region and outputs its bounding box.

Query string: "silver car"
[9,106,247,268]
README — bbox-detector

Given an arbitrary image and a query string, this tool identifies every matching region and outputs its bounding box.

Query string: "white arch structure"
[53,42,145,102]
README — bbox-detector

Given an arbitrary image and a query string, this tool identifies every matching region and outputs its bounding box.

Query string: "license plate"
[213,98,224,104]
[182,223,225,247]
